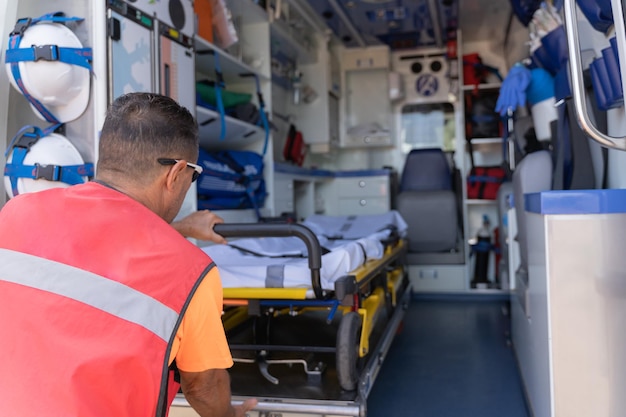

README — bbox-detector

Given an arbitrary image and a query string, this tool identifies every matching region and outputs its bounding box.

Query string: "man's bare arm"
[171,210,227,243]
[180,368,257,417]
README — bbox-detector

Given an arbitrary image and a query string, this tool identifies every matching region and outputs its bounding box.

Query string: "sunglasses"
[157,158,203,182]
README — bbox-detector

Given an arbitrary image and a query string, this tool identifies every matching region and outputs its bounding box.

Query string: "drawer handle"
[359,199,367,206]
[358,180,366,188]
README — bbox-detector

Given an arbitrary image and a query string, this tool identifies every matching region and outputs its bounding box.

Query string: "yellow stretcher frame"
[212,222,408,393]
[222,238,406,301]
[221,239,407,360]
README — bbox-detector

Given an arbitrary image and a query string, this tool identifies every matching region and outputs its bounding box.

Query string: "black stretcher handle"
[213,223,325,299]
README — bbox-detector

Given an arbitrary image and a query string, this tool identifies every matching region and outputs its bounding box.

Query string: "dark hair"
[97,93,198,182]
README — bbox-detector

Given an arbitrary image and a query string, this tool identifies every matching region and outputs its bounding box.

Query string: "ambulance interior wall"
[0,0,18,207]
[303,35,529,179]
[1,0,108,210]
[570,13,626,189]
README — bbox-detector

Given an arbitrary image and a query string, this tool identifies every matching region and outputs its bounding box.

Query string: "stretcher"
[171,212,412,417]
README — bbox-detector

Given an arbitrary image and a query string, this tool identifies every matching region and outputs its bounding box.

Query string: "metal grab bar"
[213,223,325,299]
[563,0,626,150]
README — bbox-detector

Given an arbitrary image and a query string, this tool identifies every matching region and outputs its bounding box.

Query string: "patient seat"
[396,148,463,264]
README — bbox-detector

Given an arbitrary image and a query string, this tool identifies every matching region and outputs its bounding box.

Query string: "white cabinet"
[293,36,341,153]
[339,46,393,148]
[273,166,391,218]
[331,173,391,216]
[273,164,334,220]
[512,190,626,417]
[336,198,390,216]
[409,265,466,293]
[273,174,295,216]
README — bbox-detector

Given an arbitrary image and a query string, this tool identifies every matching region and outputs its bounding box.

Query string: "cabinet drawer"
[408,265,465,292]
[274,199,294,215]
[334,177,389,198]
[337,197,389,215]
[274,177,294,192]
[343,133,392,147]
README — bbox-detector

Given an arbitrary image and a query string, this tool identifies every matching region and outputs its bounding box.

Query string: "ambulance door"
[107,1,155,102]
[158,22,195,115]
[157,20,198,221]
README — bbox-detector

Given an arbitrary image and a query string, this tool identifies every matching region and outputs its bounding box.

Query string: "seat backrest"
[513,150,553,270]
[399,148,452,192]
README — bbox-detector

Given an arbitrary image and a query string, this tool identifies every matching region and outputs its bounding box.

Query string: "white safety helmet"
[5,20,91,123]
[4,131,92,198]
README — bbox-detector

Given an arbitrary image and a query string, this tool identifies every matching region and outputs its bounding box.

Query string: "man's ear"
[163,160,188,192]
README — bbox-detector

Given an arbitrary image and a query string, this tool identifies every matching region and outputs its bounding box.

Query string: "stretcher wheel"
[336,311,362,391]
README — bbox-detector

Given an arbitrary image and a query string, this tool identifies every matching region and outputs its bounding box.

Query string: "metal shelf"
[270,19,317,64]
[195,36,270,84]
[462,82,501,92]
[196,106,266,150]
[467,137,502,144]
[465,199,498,205]
[465,137,503,152]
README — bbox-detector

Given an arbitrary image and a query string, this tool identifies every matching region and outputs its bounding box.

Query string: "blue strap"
[245,186,262,220]
[5,125,56,196]
[10,13,85,34]
[6,12,92,124]
[5,45,93,70]
[7,142,33,197]
[213,53,226,141]
[4,162,94,184]
[7,53,61,124]
[4,125,50,158]
[4,124,93,196]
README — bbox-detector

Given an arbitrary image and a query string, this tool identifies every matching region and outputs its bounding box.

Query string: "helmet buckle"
[10,18,32,37]
[34,164,60,181]
[14,131,42,150]
[33,44,59,62]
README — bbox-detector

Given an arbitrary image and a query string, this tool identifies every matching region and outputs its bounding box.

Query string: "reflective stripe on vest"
[0,248,178,342]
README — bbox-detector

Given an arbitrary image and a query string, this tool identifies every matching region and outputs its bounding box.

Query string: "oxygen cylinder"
[472,215,492,287]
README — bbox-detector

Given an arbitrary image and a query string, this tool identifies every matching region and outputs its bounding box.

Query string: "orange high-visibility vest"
[0,182,215,417]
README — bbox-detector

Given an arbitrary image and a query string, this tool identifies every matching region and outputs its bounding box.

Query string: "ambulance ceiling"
[302,0,459,49]
[300,0,515,50]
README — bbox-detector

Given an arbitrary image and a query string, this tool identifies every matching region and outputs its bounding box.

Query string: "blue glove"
[495,64,532,116]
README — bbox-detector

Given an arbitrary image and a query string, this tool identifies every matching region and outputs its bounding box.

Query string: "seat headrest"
[400,148,452,192]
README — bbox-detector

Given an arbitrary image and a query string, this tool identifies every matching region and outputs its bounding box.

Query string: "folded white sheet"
[202,211,406,291]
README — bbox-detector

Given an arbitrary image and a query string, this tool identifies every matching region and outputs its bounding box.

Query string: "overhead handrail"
[563,0,626,150]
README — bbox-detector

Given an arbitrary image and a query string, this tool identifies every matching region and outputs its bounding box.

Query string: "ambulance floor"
[367,295,530,417]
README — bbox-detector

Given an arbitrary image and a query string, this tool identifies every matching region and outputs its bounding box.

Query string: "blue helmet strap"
[4,12,93,124]
[4,124,95,197]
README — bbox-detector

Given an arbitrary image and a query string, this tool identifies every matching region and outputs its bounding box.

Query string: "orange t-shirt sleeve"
[168,267,233,372]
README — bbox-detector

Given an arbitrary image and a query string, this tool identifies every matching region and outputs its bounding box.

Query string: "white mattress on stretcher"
[202,211,407,290]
